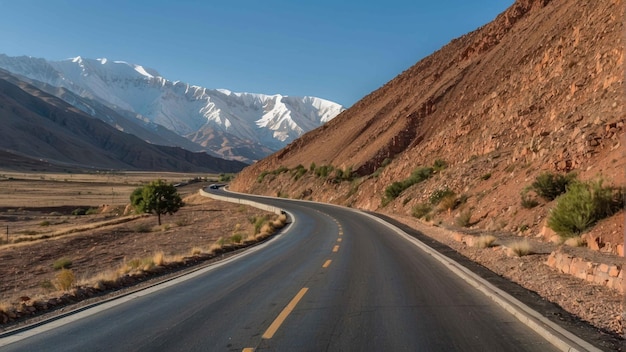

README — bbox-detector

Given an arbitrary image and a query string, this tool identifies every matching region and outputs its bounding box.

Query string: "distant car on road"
[209,184,219,189]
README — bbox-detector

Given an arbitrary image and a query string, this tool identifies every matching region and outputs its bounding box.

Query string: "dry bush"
[475,235,497,248]
[260,222,275,234]
[208,243,223,254]
[455,209,473,227]
[153,251,166,266]
[438,194,458,212]
[564,236,586,247]
[118,257,155,274]
[508,240,532,257]
[191,247,204,256]
[54,268,75,291]
[0,301,11,314]
[88,270,120,290]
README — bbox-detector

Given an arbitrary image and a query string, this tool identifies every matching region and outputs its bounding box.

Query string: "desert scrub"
[475,235,497,248]
[384,166,434,201]
[52,257,73,270]
[531,171,576,201]
[412,203,432,220]
[120,257,155,273]
[250,215,269,234]
[432,159,448,172]
[520,188,540,209]
[153,251,166,266]
[218,173,235,182]
[54,268,75,291]
[72,208,87,216]
[455,209,473,227]
[230,233,243,244]
[191,247,204,255]
[39,220,51,227]
[85,207,99,215]
[429,188,455,205]
[564,237,586,247]
[314,165,334,178]
[547,180,623,238]
[508,240,532,257]
[291,164,307,180]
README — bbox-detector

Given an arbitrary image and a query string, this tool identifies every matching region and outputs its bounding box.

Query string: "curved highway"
[0,189,561,351]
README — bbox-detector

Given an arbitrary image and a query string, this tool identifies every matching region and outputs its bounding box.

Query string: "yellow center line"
[262,287,309,339]
[338,230,343,236]
[337,238,342,242]
[332,245,339,252]
[322,259,332,268]
[242,348,254,352]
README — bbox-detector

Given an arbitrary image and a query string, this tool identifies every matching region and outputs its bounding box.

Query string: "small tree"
[131,179,183,225]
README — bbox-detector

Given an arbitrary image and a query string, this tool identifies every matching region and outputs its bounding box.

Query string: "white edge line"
[0,192,295,347]
[358,210,601,352]
[221,187,600,352]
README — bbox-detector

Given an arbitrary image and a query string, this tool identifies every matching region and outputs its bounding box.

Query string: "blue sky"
[0,0,513,107]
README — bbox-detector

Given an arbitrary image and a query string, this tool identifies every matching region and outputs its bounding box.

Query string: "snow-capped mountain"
[0,54,345,162]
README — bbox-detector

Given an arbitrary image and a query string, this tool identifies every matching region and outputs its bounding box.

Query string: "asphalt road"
[0,189,559,351]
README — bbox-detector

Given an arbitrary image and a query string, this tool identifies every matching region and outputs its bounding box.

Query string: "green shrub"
[384,166,434,202]
[412,203,432,219]
[429,188,455,205]
[257,171,270,183]
[433,159,448,171]
[39,220,51,227]
[85,207,99,215]
[252,215,269,234]
[230,233,243,244]
[520,189,539,209]
[309,162,316,172]
[481,173,491,180]
[292,165,307,180]
[218,173,235,182]
[385,181,408,200]
[72,208,86,216]
[274,166,289,174]
[53,257,73,270]
[531,172,576,201]
[411,167,434,183]
[547,180,623,238]
[314,165,334,178]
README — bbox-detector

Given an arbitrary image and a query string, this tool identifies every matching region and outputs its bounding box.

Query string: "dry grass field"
[0,171,277,325]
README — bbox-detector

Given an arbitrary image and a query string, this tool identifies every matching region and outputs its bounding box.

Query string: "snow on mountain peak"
[0,54,345,161]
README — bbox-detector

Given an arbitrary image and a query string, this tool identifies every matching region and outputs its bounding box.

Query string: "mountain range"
[0,55,345,163]
[0,68,246,173]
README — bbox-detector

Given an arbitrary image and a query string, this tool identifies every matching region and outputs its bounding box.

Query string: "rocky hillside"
[232,0,624,249]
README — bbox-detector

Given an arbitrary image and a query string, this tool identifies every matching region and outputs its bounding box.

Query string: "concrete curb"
[220,188,602,352]
[361,211,601,352]
[199,188,283,215]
